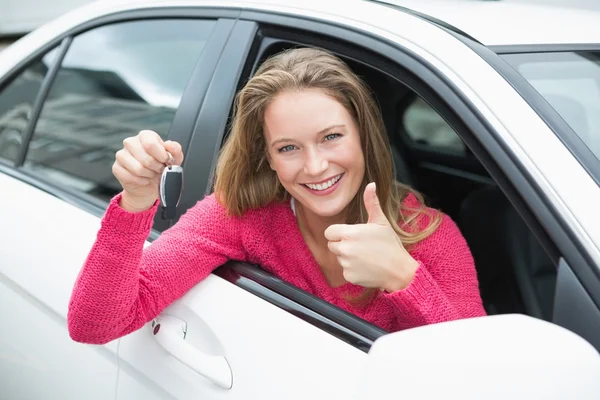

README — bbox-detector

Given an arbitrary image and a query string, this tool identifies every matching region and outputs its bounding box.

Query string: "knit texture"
[68,192,486,344]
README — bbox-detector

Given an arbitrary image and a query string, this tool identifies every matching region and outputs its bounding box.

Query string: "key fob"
[159,165,183,220]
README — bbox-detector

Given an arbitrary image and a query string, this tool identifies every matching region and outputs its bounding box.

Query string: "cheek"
[270,157,299,183]
[342,140,365,172]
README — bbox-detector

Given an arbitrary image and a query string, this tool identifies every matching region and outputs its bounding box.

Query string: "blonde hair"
[214,47,442,302]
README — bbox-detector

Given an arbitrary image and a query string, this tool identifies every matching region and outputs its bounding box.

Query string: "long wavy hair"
[214,47,442,303]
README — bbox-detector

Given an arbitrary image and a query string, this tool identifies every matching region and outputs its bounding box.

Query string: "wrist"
[120,191,157,212]
[383,257,419,293]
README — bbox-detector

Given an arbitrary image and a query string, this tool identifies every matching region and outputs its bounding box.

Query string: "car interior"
[255,40,559,323]
[356,56,558,321]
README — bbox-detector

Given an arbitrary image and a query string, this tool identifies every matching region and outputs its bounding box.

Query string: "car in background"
[1,0,600,398]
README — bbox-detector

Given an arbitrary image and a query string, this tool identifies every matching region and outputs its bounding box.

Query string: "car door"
[0,11,231,399]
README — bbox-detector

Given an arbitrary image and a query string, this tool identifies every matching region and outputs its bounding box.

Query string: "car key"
[159,152,183,220]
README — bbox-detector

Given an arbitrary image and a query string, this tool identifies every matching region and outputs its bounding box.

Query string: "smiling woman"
[264,89,365,219]
[68,47,486,345]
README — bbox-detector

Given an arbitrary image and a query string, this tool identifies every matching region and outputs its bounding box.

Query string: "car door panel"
[0,15,231,397]
[116,274,365,400]
[0,170,119,399]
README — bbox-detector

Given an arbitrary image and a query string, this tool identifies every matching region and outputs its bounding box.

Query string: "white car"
[1,0,600,398]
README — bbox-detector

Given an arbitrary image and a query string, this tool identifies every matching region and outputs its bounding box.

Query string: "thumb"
[364,182,388,225]
[164,140,184,165]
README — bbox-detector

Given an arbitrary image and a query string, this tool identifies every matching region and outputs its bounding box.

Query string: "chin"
[303,198,351,218]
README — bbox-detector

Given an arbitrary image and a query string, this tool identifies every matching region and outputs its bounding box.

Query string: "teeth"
[305,174,342,191]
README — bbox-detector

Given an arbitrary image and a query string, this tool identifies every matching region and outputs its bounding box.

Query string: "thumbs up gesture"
[324,182,419,292]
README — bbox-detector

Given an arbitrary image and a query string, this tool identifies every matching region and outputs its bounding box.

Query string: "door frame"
[186,6,600,351]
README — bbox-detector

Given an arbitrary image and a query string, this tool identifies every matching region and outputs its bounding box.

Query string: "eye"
[278,144,296,153]
[324,133,341,141]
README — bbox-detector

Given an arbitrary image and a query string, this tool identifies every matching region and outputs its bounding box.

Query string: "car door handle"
[152,315,233,389]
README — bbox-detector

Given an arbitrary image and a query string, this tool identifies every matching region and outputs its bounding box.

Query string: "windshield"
[501,51,600,165]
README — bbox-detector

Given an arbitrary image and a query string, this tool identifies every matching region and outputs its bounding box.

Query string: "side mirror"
[359,314,600,399]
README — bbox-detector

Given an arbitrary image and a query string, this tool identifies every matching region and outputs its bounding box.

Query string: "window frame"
[187,8,600,351]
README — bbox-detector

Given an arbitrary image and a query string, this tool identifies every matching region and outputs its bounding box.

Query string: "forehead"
[263,89,352,139]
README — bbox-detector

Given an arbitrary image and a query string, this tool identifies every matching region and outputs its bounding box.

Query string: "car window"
[402,96,466,154]
[502,51,600,164]
[22,19,216,202]
[0,47,59,163]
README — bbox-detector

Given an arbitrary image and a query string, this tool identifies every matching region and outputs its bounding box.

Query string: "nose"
[303,147,328,177]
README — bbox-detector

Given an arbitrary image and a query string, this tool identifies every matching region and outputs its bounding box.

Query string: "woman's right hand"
[113,130,184,212]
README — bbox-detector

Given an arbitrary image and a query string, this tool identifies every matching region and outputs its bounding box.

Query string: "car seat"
[458,186,557,320]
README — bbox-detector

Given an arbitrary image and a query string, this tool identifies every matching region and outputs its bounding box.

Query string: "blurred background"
[1,0,600,52]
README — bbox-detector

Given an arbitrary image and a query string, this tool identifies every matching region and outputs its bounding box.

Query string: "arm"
[382,213,487,329]
[67,193,246,344]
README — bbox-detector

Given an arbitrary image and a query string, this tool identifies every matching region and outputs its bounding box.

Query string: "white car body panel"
[117,276,365,399]
[361,314,600,399]
[383,0,600,45]
[0,172,119,398]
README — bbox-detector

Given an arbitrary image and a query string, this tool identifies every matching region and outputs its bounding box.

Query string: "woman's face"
[264,88,365,218]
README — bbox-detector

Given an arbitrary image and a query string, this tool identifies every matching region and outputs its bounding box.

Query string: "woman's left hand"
[324,182,419,292]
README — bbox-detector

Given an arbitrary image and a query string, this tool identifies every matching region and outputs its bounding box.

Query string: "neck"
[295,201,347,246]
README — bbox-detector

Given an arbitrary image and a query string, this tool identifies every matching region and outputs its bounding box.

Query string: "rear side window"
[0,48,59,163]
[22,19,215,202]
[402,96,466,154]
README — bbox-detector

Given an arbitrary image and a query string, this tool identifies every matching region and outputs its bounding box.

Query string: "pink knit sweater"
[68,192,486,344]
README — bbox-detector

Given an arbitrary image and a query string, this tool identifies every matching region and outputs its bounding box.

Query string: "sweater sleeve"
[67,192,246,344]
[381,212,487,329]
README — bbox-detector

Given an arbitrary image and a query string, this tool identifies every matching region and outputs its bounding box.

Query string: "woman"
[68,47,486,344]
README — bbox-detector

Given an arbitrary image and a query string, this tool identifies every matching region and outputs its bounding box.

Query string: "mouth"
[302,173,344,193]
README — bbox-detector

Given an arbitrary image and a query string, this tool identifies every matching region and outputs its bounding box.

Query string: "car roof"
[93,0,600,46]
[79,0,600,46]
[2,0,599,74]
[377,0,600,46]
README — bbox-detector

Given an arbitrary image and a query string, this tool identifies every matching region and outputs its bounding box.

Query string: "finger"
[164,140,184,165]
[112,162,152,187]
[116,149,157,179]
[364,182,388,225]
[337,258,357,283]
[327,240,343,256]
[138,130,171,165]
[123,135,165,174]
[324,224,360,241]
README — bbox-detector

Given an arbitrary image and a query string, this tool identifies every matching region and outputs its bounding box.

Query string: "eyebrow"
[270,124,346,148]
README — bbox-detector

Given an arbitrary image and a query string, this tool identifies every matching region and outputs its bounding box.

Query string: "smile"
[303,174,343,191]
